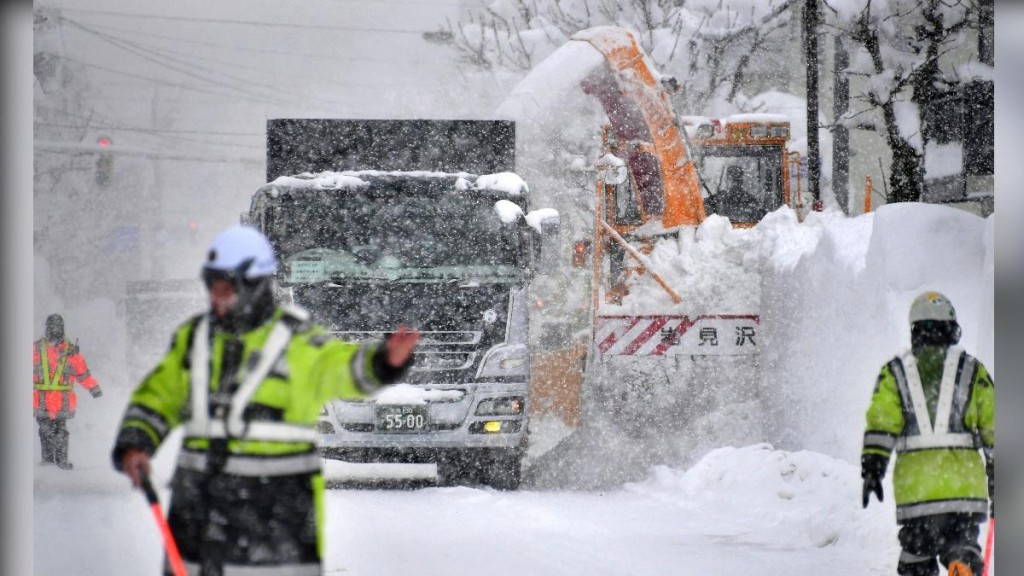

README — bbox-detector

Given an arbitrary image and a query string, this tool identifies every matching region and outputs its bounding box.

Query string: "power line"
[81,19,438,65]
[61,18,344,109]
[59,53,443,98]
[62,17,435,101]
[58,7,429,34]
[59,54,305,106]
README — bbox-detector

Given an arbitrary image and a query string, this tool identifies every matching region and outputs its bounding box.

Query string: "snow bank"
[626,444,896,553]
[760,203,992,461]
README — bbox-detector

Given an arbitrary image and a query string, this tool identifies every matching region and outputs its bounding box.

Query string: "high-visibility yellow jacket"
[112,304,404,570]
[862,345,994,522]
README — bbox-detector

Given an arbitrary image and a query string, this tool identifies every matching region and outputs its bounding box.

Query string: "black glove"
[861,454,888,508]
[90,387,103,398]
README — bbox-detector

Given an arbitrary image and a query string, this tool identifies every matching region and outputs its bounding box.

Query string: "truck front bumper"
[317,381,529,462]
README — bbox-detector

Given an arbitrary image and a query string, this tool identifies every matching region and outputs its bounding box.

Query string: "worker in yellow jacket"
[862,291,994,576]
[112,225,419,575]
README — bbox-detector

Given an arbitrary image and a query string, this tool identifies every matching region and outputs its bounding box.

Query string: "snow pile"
[761,203,992,461]
[473,171,529,195]
[627,443,895,553]
[617,213,764,315]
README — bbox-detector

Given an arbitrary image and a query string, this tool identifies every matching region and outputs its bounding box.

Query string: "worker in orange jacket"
[33,314,103,469]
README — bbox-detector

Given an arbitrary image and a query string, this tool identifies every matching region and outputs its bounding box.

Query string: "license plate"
[375,404,429,433]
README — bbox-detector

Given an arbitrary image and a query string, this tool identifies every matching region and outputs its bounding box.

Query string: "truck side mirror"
[526,209,560,275]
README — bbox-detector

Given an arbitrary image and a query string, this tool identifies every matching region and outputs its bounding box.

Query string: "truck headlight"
[469,420,523,434]
[477,343,528,378]
[475,396,524,416]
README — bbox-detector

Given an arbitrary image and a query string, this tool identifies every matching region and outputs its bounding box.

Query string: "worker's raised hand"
[386,325,420,368]
[121,448,151,489]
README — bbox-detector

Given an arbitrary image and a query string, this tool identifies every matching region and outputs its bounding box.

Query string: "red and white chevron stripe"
[594,314,760,356]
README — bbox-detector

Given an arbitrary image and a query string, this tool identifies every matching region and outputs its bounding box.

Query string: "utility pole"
[149,88,166,280]
[978,0,993,66]
[803,0,822,210]
[832,34,850,213]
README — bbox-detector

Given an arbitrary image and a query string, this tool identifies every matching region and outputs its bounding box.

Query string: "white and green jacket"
[862,345,994,522]
[113,304,405,571]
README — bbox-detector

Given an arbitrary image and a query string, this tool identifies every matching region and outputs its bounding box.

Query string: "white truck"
[246,119,560,489]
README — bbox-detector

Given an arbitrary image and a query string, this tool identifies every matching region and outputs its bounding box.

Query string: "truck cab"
[248,169,558,489]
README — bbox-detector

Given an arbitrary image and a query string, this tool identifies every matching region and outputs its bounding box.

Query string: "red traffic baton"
[140,470,188,576]
[983,517,995,576]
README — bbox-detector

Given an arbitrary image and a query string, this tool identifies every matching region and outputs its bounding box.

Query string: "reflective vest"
[178,307,324,476]
[115,304,391,569]
[862,346,994,521]
[116,305,384,474]
[32,339,99,419]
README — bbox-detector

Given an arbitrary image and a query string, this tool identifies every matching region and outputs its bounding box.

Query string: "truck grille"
[412,351,477,372]
[332,331,484,373]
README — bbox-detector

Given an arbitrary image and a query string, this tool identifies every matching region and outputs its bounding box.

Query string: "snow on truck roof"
[263,170,528,197]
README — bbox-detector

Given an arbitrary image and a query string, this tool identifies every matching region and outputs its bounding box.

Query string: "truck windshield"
[267,188,524,272]
[695,145,784,222]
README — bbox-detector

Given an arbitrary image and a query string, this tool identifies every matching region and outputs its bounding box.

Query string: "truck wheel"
[482,450,522,491]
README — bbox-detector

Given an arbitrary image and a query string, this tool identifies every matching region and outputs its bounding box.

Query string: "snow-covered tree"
[826,0,991,203]
[439,0,801,115]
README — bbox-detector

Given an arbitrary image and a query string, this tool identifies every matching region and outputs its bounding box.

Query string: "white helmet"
[202,225,277,282]
[909,291,957,324]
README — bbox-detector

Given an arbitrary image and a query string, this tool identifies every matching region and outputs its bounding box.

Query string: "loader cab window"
[696,145,783,223]
[716,166,761,223]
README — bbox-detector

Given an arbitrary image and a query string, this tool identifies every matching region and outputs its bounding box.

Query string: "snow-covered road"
[36,442,934,575]
[325,449,891,576]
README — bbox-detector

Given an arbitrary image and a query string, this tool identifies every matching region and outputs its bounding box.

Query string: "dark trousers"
[36,417,71,468]
[166,467,320,575]
[897,513,984,575]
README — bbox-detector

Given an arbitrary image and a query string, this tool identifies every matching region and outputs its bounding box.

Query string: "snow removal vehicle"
[247,119,560,489]
[507,27,802,481]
